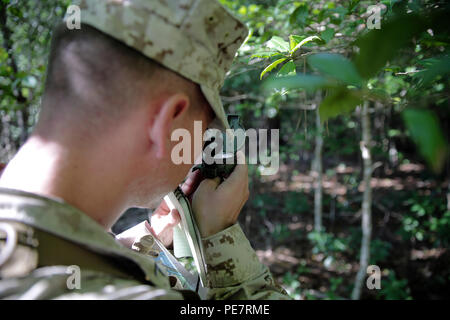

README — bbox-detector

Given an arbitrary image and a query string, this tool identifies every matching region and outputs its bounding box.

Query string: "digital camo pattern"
[202,223,290,300]
[0,188,170,289]
[69,0,249,129]
[0,188,289,299]
[0,266,184,300]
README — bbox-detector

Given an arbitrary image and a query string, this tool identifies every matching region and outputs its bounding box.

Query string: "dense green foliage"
[1,0,70,158]
[1,0,449,299]
[218,0,449,299]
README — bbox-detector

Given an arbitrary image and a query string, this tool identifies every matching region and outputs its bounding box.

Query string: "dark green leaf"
[7,6,23,19]
[354,13,427,79]
[277,60,296,76]
[319,88,362,122]
[402,109,448,173]
[320,28,335,43]
[289,4,309,26]
[414,56,450,86]
[347,0,360,14]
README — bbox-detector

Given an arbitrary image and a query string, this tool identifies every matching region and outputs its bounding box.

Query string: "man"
[0,0,288,300]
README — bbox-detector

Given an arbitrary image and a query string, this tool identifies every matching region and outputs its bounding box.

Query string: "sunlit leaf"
[260,57,287,80]
[251,51,283,58]
[289,35,300,51]
[290,36,323,54]
[266,36,290,52]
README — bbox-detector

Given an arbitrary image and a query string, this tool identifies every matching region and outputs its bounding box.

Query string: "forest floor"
[243,161,450,300]
[113,161,449,300]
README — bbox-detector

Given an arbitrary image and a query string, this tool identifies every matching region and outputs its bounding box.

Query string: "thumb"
[197,177,221,193]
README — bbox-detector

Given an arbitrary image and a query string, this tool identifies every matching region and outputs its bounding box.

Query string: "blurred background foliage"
[1,0,449,299]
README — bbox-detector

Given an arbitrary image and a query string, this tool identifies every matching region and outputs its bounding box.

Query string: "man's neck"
[0,136,128,229]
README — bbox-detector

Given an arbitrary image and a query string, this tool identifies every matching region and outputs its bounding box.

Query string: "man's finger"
[196,177,221,194]
[181,168,202,196]
[153,200,170,216]
[144,220,153,233]
[218,153,248,193]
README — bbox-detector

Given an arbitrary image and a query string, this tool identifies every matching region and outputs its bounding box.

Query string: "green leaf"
[307,53,363,86]
[238,5,247,16]
[263,74,333,92]
[319,88,362,122]
[260,58,287,80]
[266,36,290,52]
[320,28,335,43]
[7,6,23,19]
[277,61,296,76]
[402,109,448,173]
[354,13,427,79]
[290,36,323,54]
[21,87,30,99]
[289,35,300,51]
[251,51,283,59]
[289,4,309,26]
[414,56,450,86]
[347,0,360,13]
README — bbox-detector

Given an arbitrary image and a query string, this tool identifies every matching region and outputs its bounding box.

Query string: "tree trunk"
[313,91,323,232]
[352,102,373,300]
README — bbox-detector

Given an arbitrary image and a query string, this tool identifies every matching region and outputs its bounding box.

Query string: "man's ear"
[149,93,190,159]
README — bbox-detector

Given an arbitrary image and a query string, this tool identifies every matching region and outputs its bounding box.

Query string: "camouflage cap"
[66,0,249,129]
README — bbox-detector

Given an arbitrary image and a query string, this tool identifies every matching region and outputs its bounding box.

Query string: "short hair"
[37,23,208,135]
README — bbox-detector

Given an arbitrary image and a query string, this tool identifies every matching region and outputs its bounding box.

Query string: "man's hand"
[146,201,180,247]
[191,152,249,238]
[117,152,249,246]
[115,202,180,249]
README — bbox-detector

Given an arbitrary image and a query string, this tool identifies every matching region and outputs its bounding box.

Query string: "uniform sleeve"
[0,266,186,300]
[202,223,291,300]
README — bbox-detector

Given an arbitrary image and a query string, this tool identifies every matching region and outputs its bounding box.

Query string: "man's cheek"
[173,163,191,185]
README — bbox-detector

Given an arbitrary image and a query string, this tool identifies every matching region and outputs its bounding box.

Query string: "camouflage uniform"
[0,188,288,299]
[0,0,290,300]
